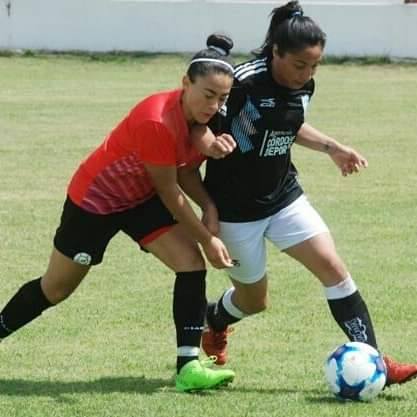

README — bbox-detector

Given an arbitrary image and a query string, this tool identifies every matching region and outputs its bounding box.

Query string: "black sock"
[0,277,53,339]
[207,293,242,332]
[173,270,207,373]
[327,290,378,349]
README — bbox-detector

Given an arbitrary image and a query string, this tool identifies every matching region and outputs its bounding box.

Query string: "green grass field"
[1,55,416,417]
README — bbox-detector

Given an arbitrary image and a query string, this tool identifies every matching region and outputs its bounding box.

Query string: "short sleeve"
[135,121,177,166]
[187,151,206,168]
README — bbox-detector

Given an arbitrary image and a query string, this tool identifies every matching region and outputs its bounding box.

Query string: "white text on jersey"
[259,130,296,157]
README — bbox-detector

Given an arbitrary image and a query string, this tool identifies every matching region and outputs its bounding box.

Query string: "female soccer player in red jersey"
[195,3,417,387]
[0,34,237,392]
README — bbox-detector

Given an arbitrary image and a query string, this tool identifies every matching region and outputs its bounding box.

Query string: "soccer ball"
[324,342,387,401]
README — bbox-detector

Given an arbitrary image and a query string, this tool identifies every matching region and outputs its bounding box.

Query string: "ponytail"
[255,1,326,58]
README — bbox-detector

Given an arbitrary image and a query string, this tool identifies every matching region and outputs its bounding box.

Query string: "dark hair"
[255,1,326,58]
[187,33,234,82]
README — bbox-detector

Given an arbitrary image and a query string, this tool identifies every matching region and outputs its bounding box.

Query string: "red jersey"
[68,89,204,214]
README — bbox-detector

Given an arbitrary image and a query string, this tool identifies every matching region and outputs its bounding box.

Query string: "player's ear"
[272,45,280,57]
[182,75,191,90]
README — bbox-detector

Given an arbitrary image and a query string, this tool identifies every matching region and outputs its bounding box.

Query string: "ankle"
[177,356,198,373]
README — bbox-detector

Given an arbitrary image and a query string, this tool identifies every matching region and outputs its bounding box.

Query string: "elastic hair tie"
[208,45,227,56]
[291,11,303,18]
[189,58,234,73]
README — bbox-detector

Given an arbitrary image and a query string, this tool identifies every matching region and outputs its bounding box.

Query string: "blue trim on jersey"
[231,97,261,153]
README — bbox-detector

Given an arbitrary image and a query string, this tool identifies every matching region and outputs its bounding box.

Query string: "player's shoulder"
[130,89,180,122]
[234,57,269,84]
[138,89,180,111]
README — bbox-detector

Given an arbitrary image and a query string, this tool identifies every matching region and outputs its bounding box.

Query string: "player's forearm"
[157,186,213,246]
[296,123,342,155]
[177,167,215,212]
[190,124,216,156]
[145,163,214,245]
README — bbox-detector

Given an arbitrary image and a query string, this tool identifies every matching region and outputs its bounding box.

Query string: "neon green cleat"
[175,357,235,392]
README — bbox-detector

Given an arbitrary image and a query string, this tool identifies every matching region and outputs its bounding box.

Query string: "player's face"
[182,72,232,124]
[271,44,323,89]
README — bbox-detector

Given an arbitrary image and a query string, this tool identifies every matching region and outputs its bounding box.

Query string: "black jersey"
[205,57,315,222]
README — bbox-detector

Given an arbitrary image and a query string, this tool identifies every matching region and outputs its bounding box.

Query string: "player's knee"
[319,255,346,278]
[176,251,206,271]
[190,251,206,270]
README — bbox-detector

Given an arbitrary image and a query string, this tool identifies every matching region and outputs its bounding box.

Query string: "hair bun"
[206,33,234,56]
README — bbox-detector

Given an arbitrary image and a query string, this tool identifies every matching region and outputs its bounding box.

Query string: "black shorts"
[53,195,177,266]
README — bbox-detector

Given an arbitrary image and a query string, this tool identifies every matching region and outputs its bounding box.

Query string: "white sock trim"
[324,275,358,300]
[177,346,200,357]
[222,287,247,319]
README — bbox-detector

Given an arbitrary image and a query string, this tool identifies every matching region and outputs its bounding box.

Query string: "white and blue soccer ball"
[324,341,387,401]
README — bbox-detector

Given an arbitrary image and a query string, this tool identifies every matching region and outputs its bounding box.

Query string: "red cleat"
[384,355,417,386]
[202,327,233,365]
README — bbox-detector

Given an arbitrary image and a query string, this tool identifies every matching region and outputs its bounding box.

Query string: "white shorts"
[219,194,329,284]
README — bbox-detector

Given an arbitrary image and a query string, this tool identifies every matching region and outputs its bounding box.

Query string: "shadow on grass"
[305,392,406,404]
[231,386,325,396]
[231,386,406,404]
[0,377,406,403]
[0,375,173,402]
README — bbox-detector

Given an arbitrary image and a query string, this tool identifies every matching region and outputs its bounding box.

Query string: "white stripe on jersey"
[236,66,268,81]
[234,59,266,78]
[234,62,266,78]
[234,57,267,74]
[235,58,267,80]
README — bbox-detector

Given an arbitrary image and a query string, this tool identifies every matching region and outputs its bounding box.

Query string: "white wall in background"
[0,0,416,58]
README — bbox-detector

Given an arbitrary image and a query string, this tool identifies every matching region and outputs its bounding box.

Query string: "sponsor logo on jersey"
[259,130,295,157]
[259,98,276,108]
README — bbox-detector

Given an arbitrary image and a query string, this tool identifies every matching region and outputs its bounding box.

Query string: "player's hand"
[201,236,233,269]
[208,134,236,159]
[191,125,236,159]
[330,145,368,176]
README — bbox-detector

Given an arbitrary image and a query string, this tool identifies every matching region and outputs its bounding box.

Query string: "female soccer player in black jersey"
[194,1,417,386]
